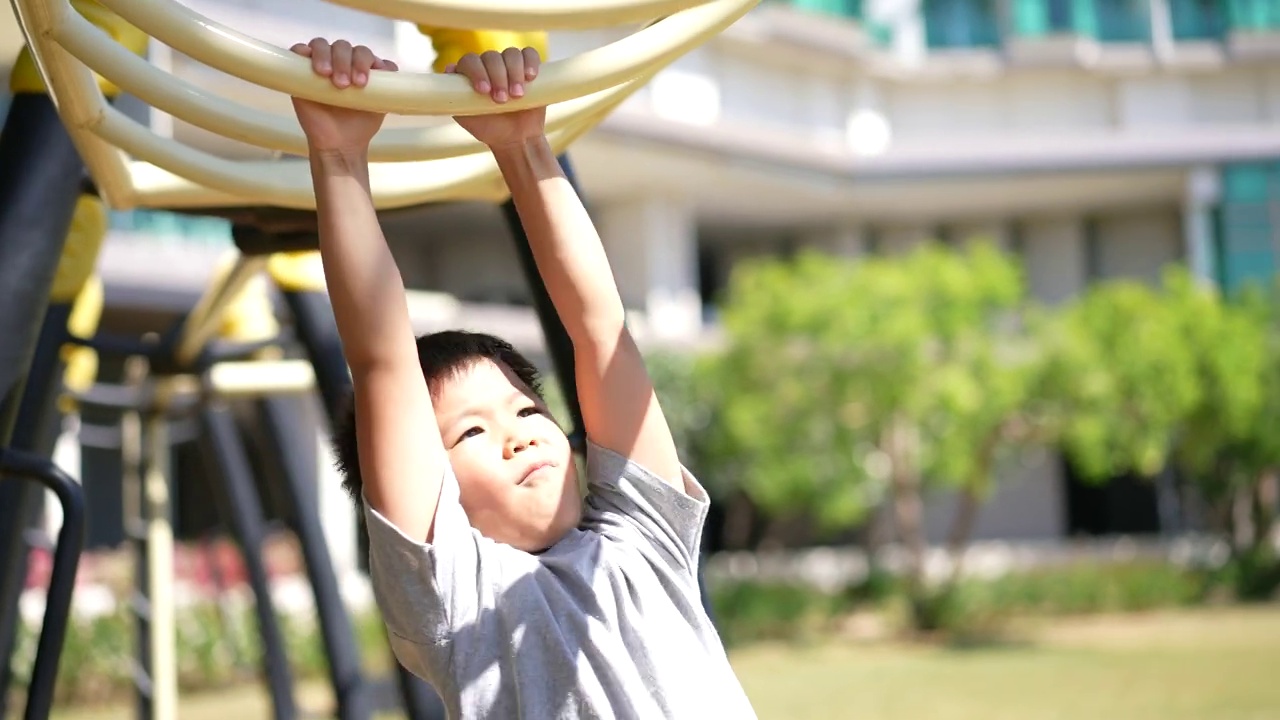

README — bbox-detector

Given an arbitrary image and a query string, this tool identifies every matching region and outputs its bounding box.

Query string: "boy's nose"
[506,435,537,457]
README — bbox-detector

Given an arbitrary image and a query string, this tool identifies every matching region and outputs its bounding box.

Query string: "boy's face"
[433,358,581,552]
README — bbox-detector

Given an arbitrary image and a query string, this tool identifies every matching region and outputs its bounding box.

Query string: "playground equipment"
[0,0,757,717]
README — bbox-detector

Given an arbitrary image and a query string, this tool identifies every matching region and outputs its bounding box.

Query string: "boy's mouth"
[518,461,555,485]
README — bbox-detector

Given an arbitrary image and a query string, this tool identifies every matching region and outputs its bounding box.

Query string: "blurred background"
[3,0,1280,718]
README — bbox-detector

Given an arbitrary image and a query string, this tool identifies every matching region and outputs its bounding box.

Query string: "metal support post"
[0,92,87,717]
[276,262,446,720]
[0,449,86,720]
[257,396,375,720]
[198,405,298,720]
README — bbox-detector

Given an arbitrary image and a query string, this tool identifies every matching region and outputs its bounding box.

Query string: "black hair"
[332,330,544,507]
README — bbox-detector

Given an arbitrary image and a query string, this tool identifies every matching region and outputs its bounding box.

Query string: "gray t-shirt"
[364,442,757,720]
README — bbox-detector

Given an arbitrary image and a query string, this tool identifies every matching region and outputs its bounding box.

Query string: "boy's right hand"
[290,38,399,155]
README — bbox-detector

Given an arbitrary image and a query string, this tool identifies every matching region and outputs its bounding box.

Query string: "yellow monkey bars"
[9,0,760,211]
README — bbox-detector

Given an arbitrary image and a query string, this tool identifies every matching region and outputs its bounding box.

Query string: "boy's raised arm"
[292,39,448,541]
[449,50,684,490]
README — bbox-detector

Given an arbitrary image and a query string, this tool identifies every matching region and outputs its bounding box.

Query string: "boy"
[288,38,757,719]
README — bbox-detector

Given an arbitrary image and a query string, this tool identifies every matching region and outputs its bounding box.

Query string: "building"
[4,0,1279,572]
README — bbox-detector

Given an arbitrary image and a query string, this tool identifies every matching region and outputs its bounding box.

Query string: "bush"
[710,581,851,647]
[960,561,1208,617]
[9,598,395,709]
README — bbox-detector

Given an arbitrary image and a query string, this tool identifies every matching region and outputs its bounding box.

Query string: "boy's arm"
[291,39,447,542]
[310,152,447,541]
[493,137,684,490]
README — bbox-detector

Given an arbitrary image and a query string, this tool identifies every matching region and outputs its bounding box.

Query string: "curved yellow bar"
[88,0,756,116]
[51,8,617,162]
[11,0,146,96]
[12,0,757,210]
[99,73,635,210]
[125,75,636,210]
[329,0,714,31]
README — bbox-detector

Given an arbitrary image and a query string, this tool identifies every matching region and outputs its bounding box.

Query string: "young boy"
[288,38,757,719]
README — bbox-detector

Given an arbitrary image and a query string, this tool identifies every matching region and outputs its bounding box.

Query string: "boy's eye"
[459,426,484,441]
[518,407,542,418]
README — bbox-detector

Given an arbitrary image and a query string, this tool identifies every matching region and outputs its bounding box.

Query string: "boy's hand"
[447,48,547,150]
[290,38,399,155]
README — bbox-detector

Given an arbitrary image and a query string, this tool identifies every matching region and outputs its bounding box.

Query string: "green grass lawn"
[47,605,1280,720]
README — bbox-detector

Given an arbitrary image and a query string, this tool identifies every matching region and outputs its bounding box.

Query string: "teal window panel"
[1227,0,1280,31]
[110,209,233,247]
[1216,161,1280,294]
[1010,0,1097,37]
[1223,163,1272,202]
[1095,0,1150,42]
[1170,0,1225,39]
[924,0,1001,48]
[784,0,862,18]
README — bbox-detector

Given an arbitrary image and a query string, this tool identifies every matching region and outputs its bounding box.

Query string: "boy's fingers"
[522,47,540,81]
[352,45,375,87]
[443,63,456,74]
[308,38,332,75]
[373,58,399,72]
[330,40,354,88]
[290,43,312,58]
[454,54,490,95]
[502,47,525,98]
[480,50,509,103]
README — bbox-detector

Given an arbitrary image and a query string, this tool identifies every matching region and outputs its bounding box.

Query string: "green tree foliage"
[1039,274,1203,482]
[713,243,1047,619]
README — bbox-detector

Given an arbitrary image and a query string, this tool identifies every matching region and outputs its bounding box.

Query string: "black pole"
[198,406,299,720]
[279,285,446,720]
[0,93,87,718]
[499,156,585,450]
[257,395,375,720]
[0,449,86,720]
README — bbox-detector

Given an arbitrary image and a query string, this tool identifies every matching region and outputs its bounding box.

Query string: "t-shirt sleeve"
[363,464,496,646]
[581,442,711,577]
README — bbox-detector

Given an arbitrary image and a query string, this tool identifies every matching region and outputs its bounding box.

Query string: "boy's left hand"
[447,48,547,150]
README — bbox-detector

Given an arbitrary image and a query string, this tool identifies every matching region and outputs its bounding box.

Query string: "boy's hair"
[332,330,544,506]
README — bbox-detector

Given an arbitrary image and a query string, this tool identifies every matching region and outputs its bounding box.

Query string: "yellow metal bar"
[86,0,754,116]
[328,0,716,31]
[50,8,610,162]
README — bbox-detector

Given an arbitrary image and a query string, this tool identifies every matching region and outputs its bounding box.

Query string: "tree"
[1166,275,1279,595]
[713,243,1050,626]
[1041,273,1202,484]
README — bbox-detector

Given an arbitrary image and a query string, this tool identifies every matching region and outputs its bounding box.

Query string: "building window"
[784,0,862,19]
[1010,0,1081,36]
[1094,0,1150,42]
[1170,0,1226,39]
[924,0,1001,49]
[109,209,233,248]
[1008,0,1153,41]
[1227,0,1280,31]
[1215,163,1280,294]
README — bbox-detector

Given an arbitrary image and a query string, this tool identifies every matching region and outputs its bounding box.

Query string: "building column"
[596,194,702,342]
[1184,165,1220,286]
[877,225,933,256]
[1021,216,1089,305]
[800,225,866,258]
[950,219,1012,253]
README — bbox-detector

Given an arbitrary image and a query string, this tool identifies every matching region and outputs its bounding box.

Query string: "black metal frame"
[0,92,89,720]
[0,450,87,720]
